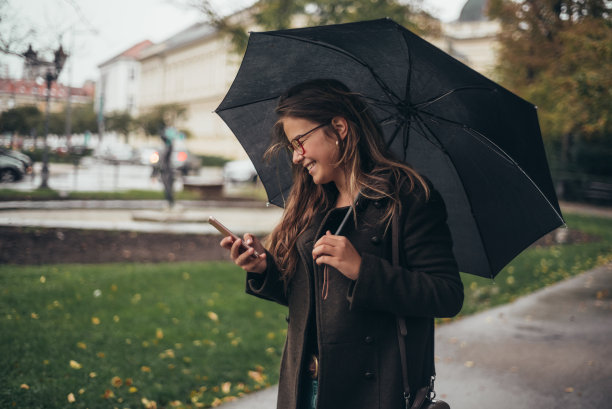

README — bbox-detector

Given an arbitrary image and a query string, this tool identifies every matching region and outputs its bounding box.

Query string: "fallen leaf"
[211,397,223,407]
[103,389,114,399]
[77,342,87,349]
[464,361,475,368]
[255,310,264,318]
[565,387,574,393]
[20,384,29,390]
[113,315,120,322]
[111,376,122,387]
[222,382,231,394]
[156,328,164,339]
[89,372,97,378]
[69,360,82,370]
[141,365,151,373]
[207,311,219,322]
[96,352,105,358]
[129,386,138,393]
[31,312,39,319]
[40,276,46,283]
[78,388,85,394]
[91,317,100,325]
[125,378,133,386]
[67,392,76,403]
[248,370,265,384]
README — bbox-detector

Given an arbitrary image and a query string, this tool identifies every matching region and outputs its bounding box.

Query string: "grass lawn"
[0,262,287,409]
[1,212,611,408]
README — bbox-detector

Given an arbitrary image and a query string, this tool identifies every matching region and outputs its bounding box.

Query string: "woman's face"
[283,116,344,187]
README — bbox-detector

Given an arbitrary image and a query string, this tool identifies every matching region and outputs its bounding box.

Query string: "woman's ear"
[330,116,348,140]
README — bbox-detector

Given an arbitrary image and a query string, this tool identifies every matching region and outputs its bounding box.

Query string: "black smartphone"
[208,216,260,258]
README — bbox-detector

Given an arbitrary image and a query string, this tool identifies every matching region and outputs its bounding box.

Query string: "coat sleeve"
[245,251,289,306]
[347,186,464,318]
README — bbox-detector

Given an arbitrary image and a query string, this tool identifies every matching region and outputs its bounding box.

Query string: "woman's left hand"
[312,231,362,280]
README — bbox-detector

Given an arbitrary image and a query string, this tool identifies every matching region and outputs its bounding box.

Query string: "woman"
[221,79,463,409]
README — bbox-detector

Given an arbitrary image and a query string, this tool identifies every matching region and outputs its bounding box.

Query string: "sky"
[2,0,468,87]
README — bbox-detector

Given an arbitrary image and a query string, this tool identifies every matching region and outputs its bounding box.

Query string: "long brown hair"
[265,79,428,281]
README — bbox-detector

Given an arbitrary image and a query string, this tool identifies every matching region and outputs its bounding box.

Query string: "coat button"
[370,235,381,244]
[364,336,374,344]
[364,371,375,380]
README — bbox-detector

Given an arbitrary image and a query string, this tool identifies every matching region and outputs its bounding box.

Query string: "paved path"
[216,263,612,409]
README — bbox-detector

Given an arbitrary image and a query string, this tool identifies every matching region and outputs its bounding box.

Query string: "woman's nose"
[292,149,303,164]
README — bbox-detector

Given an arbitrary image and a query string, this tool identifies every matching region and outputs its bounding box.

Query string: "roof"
[138,22,217,60]
[98,40,154,68]
[459,0,489,22]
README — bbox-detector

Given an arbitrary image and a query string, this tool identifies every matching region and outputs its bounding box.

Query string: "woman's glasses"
[288,122,329,155]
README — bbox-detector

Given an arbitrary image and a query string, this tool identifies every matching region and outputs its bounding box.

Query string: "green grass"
[0,262,287,409]
[1,212,611,408]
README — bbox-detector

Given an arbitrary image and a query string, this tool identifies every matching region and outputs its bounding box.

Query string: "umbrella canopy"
[215,18,564,279]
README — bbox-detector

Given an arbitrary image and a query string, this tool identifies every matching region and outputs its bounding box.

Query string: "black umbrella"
[215,18,564,279]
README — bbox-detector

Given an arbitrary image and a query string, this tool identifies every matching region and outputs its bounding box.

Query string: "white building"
[96,40,153,117]
[137,20,248,158]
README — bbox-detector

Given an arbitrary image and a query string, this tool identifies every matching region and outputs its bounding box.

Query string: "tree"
[192,0,439,54]
[137,103,188,137]
[488,0,612,197]
[105,111,134,143]
[0,105,42,135]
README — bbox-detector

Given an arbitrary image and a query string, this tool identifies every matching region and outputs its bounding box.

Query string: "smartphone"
[208,216,260,258]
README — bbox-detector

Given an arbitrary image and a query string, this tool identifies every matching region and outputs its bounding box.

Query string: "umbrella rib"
[215,95,280,113]
[418,111,565,226]
[414,86,497,109]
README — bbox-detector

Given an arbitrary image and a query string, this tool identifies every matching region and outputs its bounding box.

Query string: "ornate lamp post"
[23,44,68,189]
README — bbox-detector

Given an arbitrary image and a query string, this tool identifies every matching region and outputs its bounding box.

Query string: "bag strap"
[392,211,412,408]
[392,211,436,409]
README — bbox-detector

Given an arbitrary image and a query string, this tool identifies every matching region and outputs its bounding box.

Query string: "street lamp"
[23,44,68,189]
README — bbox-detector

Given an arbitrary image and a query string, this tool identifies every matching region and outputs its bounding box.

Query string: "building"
[96,40,153,117]
[0,77,94,114]
[435,0,500,77]
[137,21,246,158]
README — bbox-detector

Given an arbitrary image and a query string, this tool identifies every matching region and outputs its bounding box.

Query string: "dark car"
[0,149,33,182]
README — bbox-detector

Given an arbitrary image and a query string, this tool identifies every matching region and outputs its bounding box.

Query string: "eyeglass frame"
[288,122,330,155]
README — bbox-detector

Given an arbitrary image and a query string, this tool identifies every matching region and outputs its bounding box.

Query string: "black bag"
[392,212,450,409]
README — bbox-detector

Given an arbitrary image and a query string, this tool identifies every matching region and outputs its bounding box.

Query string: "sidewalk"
[218,263,612,409]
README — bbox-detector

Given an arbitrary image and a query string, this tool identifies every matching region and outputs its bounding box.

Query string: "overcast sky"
[2,0,468,87]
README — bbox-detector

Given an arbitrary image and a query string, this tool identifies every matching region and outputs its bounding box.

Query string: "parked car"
[0,148,33,173]
[0,153,27,183]
[223,159,258,183]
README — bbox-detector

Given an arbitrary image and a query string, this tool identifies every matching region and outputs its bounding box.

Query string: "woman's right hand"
[220,233,267,274]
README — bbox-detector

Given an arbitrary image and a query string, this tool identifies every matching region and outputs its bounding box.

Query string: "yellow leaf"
[141,365,151,373]
[266,332,275,340]
[222,382,231,394]
[40,276,46,283]
[89,371,97,378]
[211,397,223,407]
[67,392,76,403]
[111,284,118,291]
[207,311,219,322]
[129,386,138,393]
[156,328,164,339]
[248,370,265,384]
[97,352,105,358]
[31,312,39,319]
[91,317,100,325]
[111,376,122,387]
[78,388,85,395]
[77,342,87,349]
[103,389,115,399]
[113,315,120,322]
[69,360,82,370]
[255,310,264,318]
[20,384,29,390]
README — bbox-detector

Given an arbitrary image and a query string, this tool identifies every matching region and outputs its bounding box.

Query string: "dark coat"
[246,180,464,409]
